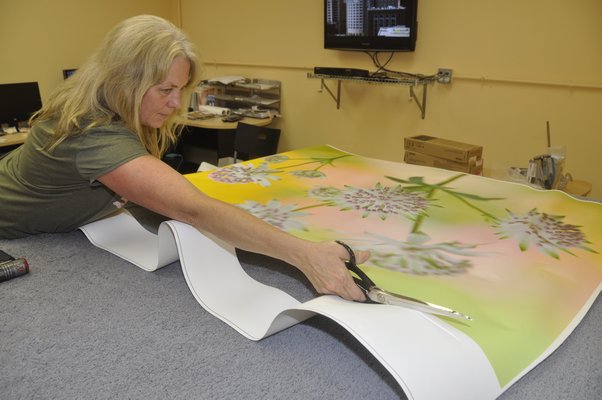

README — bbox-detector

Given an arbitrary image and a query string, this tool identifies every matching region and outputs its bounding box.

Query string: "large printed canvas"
[185,145,602,389]
[81,145,601,399]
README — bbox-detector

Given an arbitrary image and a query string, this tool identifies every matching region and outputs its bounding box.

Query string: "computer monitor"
[63,69,77,79]
[0,82,43,129]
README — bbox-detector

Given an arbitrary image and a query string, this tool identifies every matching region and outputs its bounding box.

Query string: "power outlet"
[437,68,453,84]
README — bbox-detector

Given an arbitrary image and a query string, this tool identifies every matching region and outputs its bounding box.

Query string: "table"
[174,114,273,130]
[0,131,28,148]
[563,179,592,197]
[487,168,594,199]
[174,114,274,170]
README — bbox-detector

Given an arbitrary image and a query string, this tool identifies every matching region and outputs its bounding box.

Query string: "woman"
[0,15,367,301]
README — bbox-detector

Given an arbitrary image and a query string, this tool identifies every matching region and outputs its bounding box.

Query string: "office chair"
[233,122,281,162]
[162,152,184,171]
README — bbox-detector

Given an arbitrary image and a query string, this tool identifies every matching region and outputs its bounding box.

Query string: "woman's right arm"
[98,155,369,301]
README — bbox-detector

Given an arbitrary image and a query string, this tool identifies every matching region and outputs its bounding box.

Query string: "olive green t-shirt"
[0,120,149,238]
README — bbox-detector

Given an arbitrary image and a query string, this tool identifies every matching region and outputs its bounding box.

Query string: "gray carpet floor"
[1,229,600,399]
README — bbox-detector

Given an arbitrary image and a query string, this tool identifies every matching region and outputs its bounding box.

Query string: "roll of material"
[199,105,231,115]
[0,258,29,283]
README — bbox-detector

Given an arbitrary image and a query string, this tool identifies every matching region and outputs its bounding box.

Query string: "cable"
[365,51,394,76]
[364,51,441,83]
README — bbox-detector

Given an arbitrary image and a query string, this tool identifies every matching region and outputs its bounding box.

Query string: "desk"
[175,114,273,130]
[0,131,28,148]
[174,114,274,170]
[488,169,594,199]
[562,179,592,197]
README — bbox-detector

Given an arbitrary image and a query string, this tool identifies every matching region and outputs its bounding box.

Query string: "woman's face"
[140,56,190,129]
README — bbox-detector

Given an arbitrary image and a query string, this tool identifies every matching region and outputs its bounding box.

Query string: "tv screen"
[0,82,42,127]
[325,0,418,52]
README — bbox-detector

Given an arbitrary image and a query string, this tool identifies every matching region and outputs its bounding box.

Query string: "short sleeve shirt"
[0,120,149,238]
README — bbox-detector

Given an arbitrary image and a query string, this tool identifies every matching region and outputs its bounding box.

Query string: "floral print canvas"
[185,145,602,387]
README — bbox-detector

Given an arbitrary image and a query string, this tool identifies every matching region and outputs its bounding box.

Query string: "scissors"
[336,241,472,321]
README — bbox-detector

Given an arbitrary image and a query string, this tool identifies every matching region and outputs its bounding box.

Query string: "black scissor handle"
[346,263,379,304]
[335,240,377,291]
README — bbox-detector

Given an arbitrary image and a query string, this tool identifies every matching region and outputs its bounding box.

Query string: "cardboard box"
[404,135,483,163]
[404,150,483,174]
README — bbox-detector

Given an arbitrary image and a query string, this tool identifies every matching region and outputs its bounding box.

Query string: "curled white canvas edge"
[81,211,501,399]
[164,219,501,399]
[163,220,314,340]
[295,296,501,400]
[80,210,178,271]
[80,211,314,339]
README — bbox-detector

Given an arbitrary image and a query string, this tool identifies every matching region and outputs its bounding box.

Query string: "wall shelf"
[307,73,434,119]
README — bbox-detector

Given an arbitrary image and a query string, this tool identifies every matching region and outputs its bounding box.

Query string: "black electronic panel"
[0,82,42,128]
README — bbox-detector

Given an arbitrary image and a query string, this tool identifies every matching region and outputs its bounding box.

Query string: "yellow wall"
[1,0,600,198]
[180,0,602,198]
[0,0,178,100]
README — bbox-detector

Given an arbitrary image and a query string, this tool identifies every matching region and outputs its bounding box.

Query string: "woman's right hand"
[291,241,370,302]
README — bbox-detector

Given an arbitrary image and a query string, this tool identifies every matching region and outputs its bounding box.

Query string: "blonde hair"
[33,15,200,157]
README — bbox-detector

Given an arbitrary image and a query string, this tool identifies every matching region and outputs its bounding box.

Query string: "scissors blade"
[367,288,472,321]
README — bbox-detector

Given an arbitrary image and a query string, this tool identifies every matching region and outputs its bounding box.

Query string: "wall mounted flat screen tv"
[325,0,418,52]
